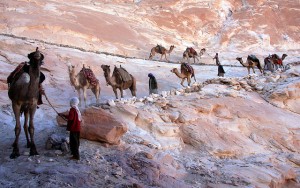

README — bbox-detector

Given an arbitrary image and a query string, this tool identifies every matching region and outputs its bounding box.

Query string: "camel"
[68,64,100,107]
[101,65,136,99]
[170,63,196,86]
[183,48,206,64]
[8,47,43,158]
[269,54,288,70]
[149,45,175,62]
[236,55,263,74]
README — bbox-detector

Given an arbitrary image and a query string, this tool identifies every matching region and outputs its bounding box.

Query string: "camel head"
[200,48,206,53]
[236,57,242,61]
[27,47,44,68]
[282,54,288,59]
[170,68,177,73]
[68,65,76,74]
[170,45,175,50]
[101,65,111,76]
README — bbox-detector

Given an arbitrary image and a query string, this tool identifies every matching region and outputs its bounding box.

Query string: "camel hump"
[248,55,260,63]
[80,68,98,86]
[189,47,197,55]
[156,45,165,53]
[181,63,195,77]
[113,67,132,84]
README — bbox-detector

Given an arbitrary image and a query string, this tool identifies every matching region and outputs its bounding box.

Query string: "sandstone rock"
[108,100,116,106]
[80,107,128,144]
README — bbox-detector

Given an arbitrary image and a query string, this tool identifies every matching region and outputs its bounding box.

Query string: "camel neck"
[173,69,184,78]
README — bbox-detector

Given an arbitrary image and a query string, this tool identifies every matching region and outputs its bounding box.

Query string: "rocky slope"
[0,0,300,187]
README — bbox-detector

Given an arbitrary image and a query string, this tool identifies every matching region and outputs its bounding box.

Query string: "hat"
[70,97,79,107]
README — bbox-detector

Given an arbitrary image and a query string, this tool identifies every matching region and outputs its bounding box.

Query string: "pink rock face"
[80,107,128,144]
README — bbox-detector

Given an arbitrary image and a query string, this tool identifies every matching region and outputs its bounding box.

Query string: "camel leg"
[160,54,163,61]
[113,87,118,99]
[11,103,21,159]
[195,56,199,64]
[252,67,255,74]
[83,87,87,107]
[180,79,185,87]
[120,88,124,98]
[28,104,38,156]
[187,76,191,86]
[165,54,168,62]
[77,89,82,107]
[23,110,31,148]
[247,67,250,75]
[92,86,100,104]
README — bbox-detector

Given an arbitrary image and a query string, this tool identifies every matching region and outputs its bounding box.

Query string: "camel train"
[6,47,289,159]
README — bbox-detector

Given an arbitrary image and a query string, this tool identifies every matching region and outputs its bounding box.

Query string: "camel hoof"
[30,150,39,156]
[10,151,20,159]
[27,142,31,148]
[30,145,39,156]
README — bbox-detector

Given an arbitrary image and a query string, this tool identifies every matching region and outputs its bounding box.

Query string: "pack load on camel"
[113,65,132,84]
[182,63,195,78]
[101,64,136,99]
[80,66,99,87]
[170,62,196,87]
[187,47,197,55]
[248,55,260,65]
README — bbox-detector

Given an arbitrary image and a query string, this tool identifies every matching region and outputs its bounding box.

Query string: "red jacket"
[65,107,81,132]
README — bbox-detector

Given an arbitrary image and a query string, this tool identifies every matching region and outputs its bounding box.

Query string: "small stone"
[24,152,30,156]
[48,158,54,162]
[108,100,116,106]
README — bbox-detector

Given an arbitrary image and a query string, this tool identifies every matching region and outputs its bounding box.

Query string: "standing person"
[60,97,82,160]
[213,53,225,77]
[148,73,158,95]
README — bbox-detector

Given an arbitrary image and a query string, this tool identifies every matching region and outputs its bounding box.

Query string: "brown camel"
[183,48,206,64]
[68,64,100,107]
[101,65,136,99]
[271,54,288,69]
[236,55,263,74]
[149,45,175,62]
[170,63,196,86]
[8,47,43,158]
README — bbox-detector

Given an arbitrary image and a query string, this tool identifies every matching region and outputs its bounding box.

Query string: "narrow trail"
[0,33,243,68]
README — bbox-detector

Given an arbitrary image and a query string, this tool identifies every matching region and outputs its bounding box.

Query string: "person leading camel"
[59,97,81,160]
[213,53,225,77]
[148,73,158,95]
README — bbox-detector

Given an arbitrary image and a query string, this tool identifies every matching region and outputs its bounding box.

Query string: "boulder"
[81,107,127,144]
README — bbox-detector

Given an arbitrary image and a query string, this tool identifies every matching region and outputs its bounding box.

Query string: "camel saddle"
[7,62,28,85]
[188,47,197,55]
[80,68,99,86]
[113,66,132,84]
[181,63,195,78]
[248,55,259,63]
[156,45,164,54]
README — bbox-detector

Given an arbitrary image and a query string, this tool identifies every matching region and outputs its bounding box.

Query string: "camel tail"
[257,60,262,70]
[130,75,137,97]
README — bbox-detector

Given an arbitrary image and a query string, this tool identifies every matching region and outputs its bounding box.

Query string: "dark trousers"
[70,132,80,159]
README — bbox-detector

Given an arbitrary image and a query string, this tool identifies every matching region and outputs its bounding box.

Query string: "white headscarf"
[70,97,82,121]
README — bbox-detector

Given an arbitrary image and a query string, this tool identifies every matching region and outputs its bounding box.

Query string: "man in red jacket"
[60,97,82,160]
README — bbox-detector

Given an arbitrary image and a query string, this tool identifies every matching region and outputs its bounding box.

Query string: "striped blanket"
[80,68,98,86]
[181,63,195,77]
